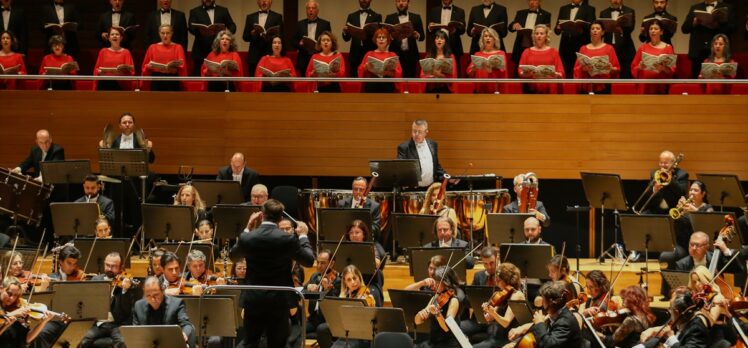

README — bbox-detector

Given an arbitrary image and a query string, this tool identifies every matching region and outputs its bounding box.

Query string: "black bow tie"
[54,1,64,5]
[0,7,8,12]
[398,10,408,16]
[359,8,369,14]
[610,8,621,12]
[112,10,121,14]
[570,4,580,9]
[528,9,539,14]
[443,6,451,10]
[160,9,171,14]
[307,19,317,24]
[203,5,215,10]
[483,4,492,10]
[258,10,268,14]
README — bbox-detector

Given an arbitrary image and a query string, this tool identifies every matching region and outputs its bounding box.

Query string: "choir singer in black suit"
[466,0,508,54]
[0,0,27,54]
[133,276,196,348]
[293,0,331,77]
[509,0,551,70]
[188,0,236,76]
[638,0,677,45]
[216,152,260,202]
[40,0,81,59]
[243,0,284,78]
[384,0,425,78]
[230,199,315,348]
[681,0,735,78]
[600,0,635,78]
[342,0,382,77]
[396,119,446,188]
[144,0,188,55]
[554,0,596,78]
[96,0,137,49]
[12,129,64,179]
[426,0,465,74]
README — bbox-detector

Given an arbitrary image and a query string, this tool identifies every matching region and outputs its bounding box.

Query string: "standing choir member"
[554,0,596,78]
[358,27,403,93]
[573,21,620,94]
[384,0,425,78]
[255,35,296,92]
[142,24,187,91]
[306,31,345,93]
[519,24,564,94]
[426,0,465,73]
[93,27,134,91]
[39,35,78,90]
[509,0,552,72]
[294,0,331,77]
[466,28,508,94]
[466,0,508,55]
[342,0,381,77]
[201,29,243,92]
[631,20,675,94]
[0,30,25,90]
[188,0,236,76]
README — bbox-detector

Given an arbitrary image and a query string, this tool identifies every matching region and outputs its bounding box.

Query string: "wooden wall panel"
[1,91,747,180]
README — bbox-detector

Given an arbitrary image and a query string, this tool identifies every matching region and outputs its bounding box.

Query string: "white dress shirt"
[55,4,65,23]
[119,134,134,149]
[2,10,9,31]
[416,141,434,187]
[307,21,317,39]
[398,12,410,51]
[525,12,537,29]
[258,11,268,28]
[160,11,171,26]
[207,8,215,24]
[112,11,121,27]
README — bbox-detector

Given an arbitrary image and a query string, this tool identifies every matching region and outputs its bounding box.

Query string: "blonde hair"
[339,264,364,297]
[688,265,719,294]
[174,184,206,211]
[420,182,443,214]
[534,24,551,45]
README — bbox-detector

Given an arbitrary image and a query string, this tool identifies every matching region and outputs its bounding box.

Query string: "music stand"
[369,159,420,215]
[319,241,376,275]
[338,306,407,341]
[51,281,111,320]
[696,174,747,210]
[580,172,629,261]
[689,212,743,249]
[464,286,494,324]
[498,244,555,280]
[213,288,244,328]
[409,247,466,282]
[486,213,534,245]
[387,289,433,335]
[98,149,150,239]
[191,180,244,207]
[391,213,439,256]
[619,214,675,292]
[0,247,39,270]
[661,270,690,291]
[319,297,367,338]
[55,319,97,348]
[159,242,216,269]
[508,300,534,325]
[317,208,372,242]
[142,204,195,242]
[74,238,131,273]
[178,296,237,338]
[120,325,188,348]
[40,160,91,201]
[212,204,261,240]
[50,202,100,237]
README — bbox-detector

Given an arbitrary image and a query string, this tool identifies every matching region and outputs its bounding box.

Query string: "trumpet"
[668,196,693,219]
[632,153,684,215]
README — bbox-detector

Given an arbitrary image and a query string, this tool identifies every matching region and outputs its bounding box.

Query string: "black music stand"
[317,208,372,242]
[619,214,675,291]
[486,213,534,245]
[409,247,467,282]
[191,180,244,207]
[391,213,439,256]
[452,174,501,191]
[51,281,111,320]
[213,288,244,328]
[74,238,131,273]
[319,241,376,275]
[159,242,216,269]
[212,204,260,240]
[0,247,39,272]
[387,289,433,335]
[40,160,91,201]
[696,174,747,210]
[56,319,97,348]
[661,270,690,291]
[464,286,494,324]
[508,300,534,325]
[580,172,629,261]
[498,244,555,280]
[319,298,367,339]
[50,202,100,238]
[690,212,743,249]
[338,306,407,341]
[98,148,150,244]
[142,204,195,242]
[178,296,238,343]
[120,325,188,348]
[368,159,420,214]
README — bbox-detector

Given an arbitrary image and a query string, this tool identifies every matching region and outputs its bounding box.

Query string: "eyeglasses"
[689,242,708,248]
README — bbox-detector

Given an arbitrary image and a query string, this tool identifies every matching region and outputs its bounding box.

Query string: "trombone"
[632,153,684,215]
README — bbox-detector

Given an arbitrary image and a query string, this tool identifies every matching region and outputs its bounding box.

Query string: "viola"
[489,286,515,307]
[593,308,631,329]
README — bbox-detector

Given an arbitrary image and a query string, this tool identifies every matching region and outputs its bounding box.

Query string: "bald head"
[659,151,675,171]
[230,152,246,174]
[35,129,52,152]
[524,217,542,243]
[688,231,710,261]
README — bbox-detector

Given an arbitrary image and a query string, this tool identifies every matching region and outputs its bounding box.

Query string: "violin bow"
[27,228,46,280]
[26,244,49,304]
[429,251,455,307]
[177,231,199,290]
[111,232,140,297]
[81,236,98,276]
[316,232,346,288]
[708,251,740,299]
[3,232,20,280]
[599,252,633,309]
[362,252,390,292]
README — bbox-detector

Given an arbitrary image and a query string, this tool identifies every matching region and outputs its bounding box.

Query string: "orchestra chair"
[270,185,301,220]
[373,332,413,348]
[669,84,703,95]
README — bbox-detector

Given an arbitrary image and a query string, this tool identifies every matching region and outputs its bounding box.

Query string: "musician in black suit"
[422,216,474,269]
[0,0,27,54]
[188,0,237,76]
[508,1,552,68]
[216,152,260,202]
[74,174,116,224]
[682,0,736,78]
[336,176,381,241]
[641,288,708,348]
[101,113,156,163]
[342,0,382,77]
[503,173,550,227]
[96,0,137,49]
[466,1,508,54]
[600,0,635,78]
[230,199,314,348]
[643,151,687,215]
[508,280,584,347]
[638,0,677,45]
[674,232,744,275]
[293,0,331,76]
[426,0,465,74]
[396,119,446,188]
[242,0,283,76]
[13,129,64,179]
[383,0,425,78]
[133,277,196,348]
[554,0,596,78]
[40,0,81,59]
[144,0,188,55]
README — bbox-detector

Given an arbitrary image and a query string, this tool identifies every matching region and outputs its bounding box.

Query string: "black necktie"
[160,9,170,14]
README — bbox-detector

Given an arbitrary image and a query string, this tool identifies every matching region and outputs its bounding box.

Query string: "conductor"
[230,199,315,348]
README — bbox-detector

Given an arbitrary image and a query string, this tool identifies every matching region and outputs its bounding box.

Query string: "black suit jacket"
[144,9,188,55]
[74,194,115,224]
[503,200,551,227]
[426,5,466,58]
[554,3,596,76]
[643,313,709,348]
[293,18,332,76]
[132,296,196,348]
[242,11,284,68]
[342,9,382,77]
[645,167,688,214]
[0,6,27,54]
[682,2,736,60]
[472,270,491,286]
[396,138,446,185]
[188,5,236,74]
[509,8,552,65]
[384,12,425,78]
[467,3,508,54]
[40,3,81,58]
[423,238,475,269]
[112,134,156,163]
[336,197,382,240]
[96,10,137,49]
[639,11,678,44]
[675,251,745,277]
[18,143,64,178]
[216,166,260,201]
[600,6,636,77]
[530,306,585,348]
[91,274,138,325]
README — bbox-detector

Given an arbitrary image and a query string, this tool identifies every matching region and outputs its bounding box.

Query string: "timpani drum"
[400,191,425,214]
[298,189,336,233]
[370,191,393,233]
[0,168,15,215]
[0,168,53,225]
[453,189,510,240]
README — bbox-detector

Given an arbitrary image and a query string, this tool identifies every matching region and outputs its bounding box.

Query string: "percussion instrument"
[453,189,510,238]
[0,167,53,225]
[400,192,425,214]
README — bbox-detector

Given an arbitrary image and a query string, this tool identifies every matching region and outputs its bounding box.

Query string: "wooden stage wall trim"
[2,91,748,180]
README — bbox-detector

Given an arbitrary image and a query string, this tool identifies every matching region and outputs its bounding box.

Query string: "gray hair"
[211,30,238,54]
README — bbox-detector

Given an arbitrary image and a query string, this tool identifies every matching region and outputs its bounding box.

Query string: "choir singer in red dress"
[358,27,403,93]
[0,30,26,90]
[255,35,297,92]
[466,28,508,94]
[631,20,675,94]
[201,30,244,92]
[142,24,187,92]
[93,27,135,91]
[573,21,620,94]
[39,35,78,90]
[306,31,345,93]
[518,24,563,94]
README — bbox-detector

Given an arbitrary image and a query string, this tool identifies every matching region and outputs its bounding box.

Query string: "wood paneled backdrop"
[2,91,748,180]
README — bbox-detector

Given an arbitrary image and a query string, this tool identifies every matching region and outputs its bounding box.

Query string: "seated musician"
[405,254,446,291]
[459,247,498,341]
[415,265,462,348]
[149,248,166,278]
[0,278,57,346]
[49,244,83,281]
[420,181,459,229]
[643,151,688,215]
[193,219,220,258]
[216,152,260,202]
[323,265,377,348]
[674,231,744,277]
[182,249,225,296]
[80,252,139,348]
[174,184,209,222]
[244,183,269,206]
[159,252,183,295]
[12,129,65,180]
[687,266,736,347]
[133,276,196,348]
[95,217,113,239]
[336,177,381,241]
[305,249,341,334]
[546,255,582,300]
[507,280,585,348]
[423,216,475,269]
[1,251,43,293]
[504,173,550,227]
[476,262,527,348]
[344,219,385,306]
[637,287,708,348]
[279,218,307,287]
[230,257,247,284]
[523,217,550,245]
[579,270,622,317]
[75,174,116,224]
[592,285,655,348]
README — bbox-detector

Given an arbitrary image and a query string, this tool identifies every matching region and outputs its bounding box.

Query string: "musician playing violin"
[405,254,446,291]
[637,287,708,348]
[230,258,247,284]
[415,265,461,348]
[304,249,340,337]
[49,244,83,282]
[686,266,737,347]
[580,270,622,317]
[420,181,459,228]
[182,249,226,296]
[279,218,307,287]
[477,262,526,348]
[1,251,48,294]
[95,217,113,239]
[159,252,183,295]
[590,285,655,348]
[340,265,376,307]
[458,247,498,341]
[546,255,582,299]
[336,177,381,241]
[80,252,138,348]
[0,278,55,347]
[149,248,166,278]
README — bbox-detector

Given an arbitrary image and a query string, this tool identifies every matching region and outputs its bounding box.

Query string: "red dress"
[201,51,244,92]
[358,50,403,93]
[518,47,564,94]
[573,44,620,93]
[255,55,297,92]
[93,48,135,90]
[0,53,27,90]
[701,59,736,95]
[419,54,458,93]
[631,43,675,94]
[466,51,508,94]
[306,52,346,92]
[39,53,77,90]
[142,43,187,91]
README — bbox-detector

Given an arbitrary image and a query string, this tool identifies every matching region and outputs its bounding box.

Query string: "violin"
[112,272,140,289]
[348,286,375,307]
[566,292,588,309]
[435,288,456,308]
[489,286,515,307]
[66,268,95,281]
[17,271,45,287]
